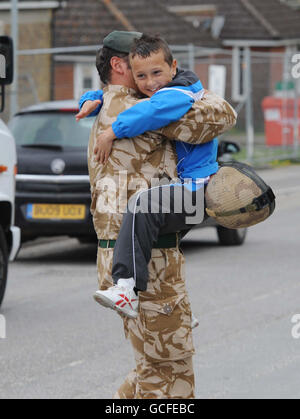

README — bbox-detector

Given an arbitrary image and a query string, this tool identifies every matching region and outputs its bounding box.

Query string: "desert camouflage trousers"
[97,246,195,399]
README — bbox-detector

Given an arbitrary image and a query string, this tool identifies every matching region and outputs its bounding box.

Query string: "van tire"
[0,226,8,307]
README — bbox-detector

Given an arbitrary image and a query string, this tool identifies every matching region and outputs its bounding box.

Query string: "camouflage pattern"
[113,359,194,399]
[113,369,137,399]
[88,85,237,239]
[89,84,236,399]
[161,90,237,145]
[97,246,195,399]
[88,85,178,240]
[205,164,275,229]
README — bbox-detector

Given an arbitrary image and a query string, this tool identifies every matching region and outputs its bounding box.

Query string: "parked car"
[0,36,21,306]
[198,214,247,246]
[9,100,246,247]
[9,100,96,244]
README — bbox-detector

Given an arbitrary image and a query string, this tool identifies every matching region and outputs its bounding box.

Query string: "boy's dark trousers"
[110,182,206,291]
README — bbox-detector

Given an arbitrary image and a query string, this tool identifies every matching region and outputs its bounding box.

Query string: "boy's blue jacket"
[79,68,219,181]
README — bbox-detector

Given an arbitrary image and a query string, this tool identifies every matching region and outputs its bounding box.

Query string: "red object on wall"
[262,97,300,146]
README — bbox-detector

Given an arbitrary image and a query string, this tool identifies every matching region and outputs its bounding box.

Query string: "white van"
[0,36,20,306]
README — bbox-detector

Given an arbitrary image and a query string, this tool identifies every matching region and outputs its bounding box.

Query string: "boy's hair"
[130,34,173,66]
[96,47,129,84]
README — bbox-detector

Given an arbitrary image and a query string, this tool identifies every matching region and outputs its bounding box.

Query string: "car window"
[9,112,95,149]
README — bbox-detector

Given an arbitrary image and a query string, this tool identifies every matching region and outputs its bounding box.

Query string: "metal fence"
[5,43,300,166]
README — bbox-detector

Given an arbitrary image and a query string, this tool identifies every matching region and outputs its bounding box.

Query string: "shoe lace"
[112,284,128,293]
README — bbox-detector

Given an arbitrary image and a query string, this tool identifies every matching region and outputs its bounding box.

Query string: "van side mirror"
[0,36,13,86]
[0,36,13,112]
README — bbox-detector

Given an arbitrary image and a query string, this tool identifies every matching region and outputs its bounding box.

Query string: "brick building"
[0,0,62,119]
[1,0,300,130]
[52,0,219,101]
[164,0,300,129]
[52,0,300,129]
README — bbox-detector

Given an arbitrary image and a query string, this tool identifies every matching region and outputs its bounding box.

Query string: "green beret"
[103,31,142,53]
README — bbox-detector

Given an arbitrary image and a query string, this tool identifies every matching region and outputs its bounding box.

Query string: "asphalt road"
[0,165,300,399]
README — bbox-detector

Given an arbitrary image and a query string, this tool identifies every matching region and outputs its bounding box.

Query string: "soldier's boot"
[93,278,139,319]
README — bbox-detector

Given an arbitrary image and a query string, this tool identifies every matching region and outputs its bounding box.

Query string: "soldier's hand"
[94,127,116,164]
[75,100,101,121]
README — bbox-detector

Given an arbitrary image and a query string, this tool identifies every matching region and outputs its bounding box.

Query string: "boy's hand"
[94,127,116,164]
[75,100,101,121]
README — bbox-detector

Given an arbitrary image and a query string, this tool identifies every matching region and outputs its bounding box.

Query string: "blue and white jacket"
[79,68,219,182]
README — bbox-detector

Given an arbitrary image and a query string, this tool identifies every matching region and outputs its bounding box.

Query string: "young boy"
[79,34,236,320]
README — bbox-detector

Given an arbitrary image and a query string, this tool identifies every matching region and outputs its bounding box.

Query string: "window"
[74,62,100,100]
[83,77,93,90]
[9,112,95,149]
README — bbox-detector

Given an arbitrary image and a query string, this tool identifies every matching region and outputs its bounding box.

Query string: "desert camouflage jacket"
[88,84,236,239]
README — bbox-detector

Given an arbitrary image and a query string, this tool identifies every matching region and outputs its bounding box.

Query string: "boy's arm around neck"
[111,88,194,139]
[81,86,237,145]
[111,88,237,145]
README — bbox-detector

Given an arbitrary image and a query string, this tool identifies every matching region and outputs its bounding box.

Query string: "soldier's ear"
[110,56,127,75]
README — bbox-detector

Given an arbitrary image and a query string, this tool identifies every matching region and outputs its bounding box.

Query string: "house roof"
[53,0,220,49]
[164,0,300,41]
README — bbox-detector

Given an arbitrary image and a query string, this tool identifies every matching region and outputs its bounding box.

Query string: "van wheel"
[0,226,8,307]
[217,226,247,246]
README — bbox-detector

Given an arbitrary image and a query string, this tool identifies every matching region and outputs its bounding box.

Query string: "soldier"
[90,34,226,320]
[86,31,236,399]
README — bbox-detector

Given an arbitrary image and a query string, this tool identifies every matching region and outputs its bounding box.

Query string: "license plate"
[27,204,86,220]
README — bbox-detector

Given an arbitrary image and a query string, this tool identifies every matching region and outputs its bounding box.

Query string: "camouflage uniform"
[97,247,194,399]
[88,85,236,399]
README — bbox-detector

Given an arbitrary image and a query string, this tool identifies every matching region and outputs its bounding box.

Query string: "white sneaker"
[191,313,199,329]
[93,278,139,319]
